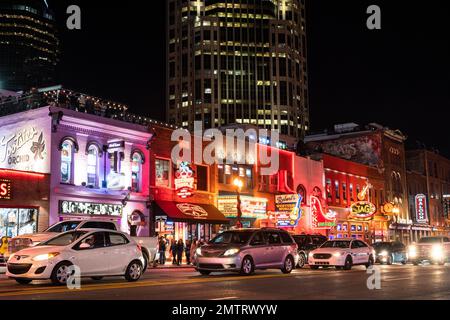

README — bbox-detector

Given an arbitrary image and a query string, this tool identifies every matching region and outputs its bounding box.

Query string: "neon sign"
[350,201,376,220]
[174,162,194,198]
[415,194,428,223]
[0,178,11,200]
[310,196,336,229]
[274,194,303,227]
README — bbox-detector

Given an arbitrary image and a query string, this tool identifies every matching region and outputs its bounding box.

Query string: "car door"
[264,231,284,267]
[248,231,268,268]
[105,232,134,275]
[356,240,370,263]
[350,240,360,263]
[71,232,109,276]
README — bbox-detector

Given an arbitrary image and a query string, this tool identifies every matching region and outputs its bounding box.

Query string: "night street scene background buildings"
[0,1,449,246]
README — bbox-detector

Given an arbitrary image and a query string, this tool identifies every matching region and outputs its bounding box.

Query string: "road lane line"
[0,273,300,298]
[210,296,238,300]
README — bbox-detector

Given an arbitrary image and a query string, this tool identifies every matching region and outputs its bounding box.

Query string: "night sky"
[49,0,449,156]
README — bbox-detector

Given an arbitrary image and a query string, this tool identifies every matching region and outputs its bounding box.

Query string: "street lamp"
[233,178,244,229]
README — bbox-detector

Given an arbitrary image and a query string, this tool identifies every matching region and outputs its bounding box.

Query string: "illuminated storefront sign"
[272,194,303,227]
[310,196,336,229]
[0,178,11,200]
[349,201,376,220]
[60,200,123,216]
[176,203,208,220]
[218,196,267,219]
[415,194,428,224]
[0,122,50,173]
[107,140,125,152]
[174,162,195,198]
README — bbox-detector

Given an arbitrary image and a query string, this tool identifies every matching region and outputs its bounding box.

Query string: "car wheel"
[240,256,254,276]
[412,260,419,266]
[366,255,374,269]
[125,260,143,282]
[343,256,353,270]
[281,256,294,274]
[401,259,407,265]
[310,265,319,270]
[199,270,211,276]
[297,253,306,268]
[91,277,103,281]
[51,261,74,285]
[335,266,343,270]
[15,279,32,285]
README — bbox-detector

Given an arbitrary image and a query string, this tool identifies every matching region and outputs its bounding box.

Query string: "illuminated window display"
[0,208,38,238]
[87,145,99,187]
[156,158,171,187]
[131,152,143,192]
[60,140,74,183]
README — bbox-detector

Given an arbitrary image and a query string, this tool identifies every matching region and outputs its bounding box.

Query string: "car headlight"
[333,252,342,258]
[409,246,417,258]
[223,248,240,256]
[380,250,388,257]
[32,252,60,262]
[196,247,202,256]
[431,245,444,260]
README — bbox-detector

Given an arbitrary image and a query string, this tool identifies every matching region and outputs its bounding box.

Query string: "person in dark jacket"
[176,239,184,265]
[185,240,192,265]
[158,237,167,265]
[170,239,177,264]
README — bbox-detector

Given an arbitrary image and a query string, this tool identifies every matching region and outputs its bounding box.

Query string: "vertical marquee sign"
[415,194,428,224]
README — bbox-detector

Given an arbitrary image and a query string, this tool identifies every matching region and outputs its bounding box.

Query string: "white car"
[7,220,158,269]
[6,229,145,285]
[308,239,374,270]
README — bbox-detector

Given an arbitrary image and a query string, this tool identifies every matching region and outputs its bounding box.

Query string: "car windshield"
[373,242,392,249]
[321,241,350,249]
[210,231,254,244]
[418,237,442,244]
[40,231,88,246]
[45,221,81,233]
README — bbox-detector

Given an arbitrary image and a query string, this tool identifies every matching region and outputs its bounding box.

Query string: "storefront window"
[335,181,340,200]
[156,158,170,187]
[350,183,354,201]
[87,145,99,187]
[131,152,143,192]
[342,183,347,201]
[326,179,332,201]
[0,208,37,238]
[61,140,74,184]
[196,165,208,191]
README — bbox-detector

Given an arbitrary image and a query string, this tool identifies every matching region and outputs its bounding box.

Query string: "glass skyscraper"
[167,0,309,138]
[0,0,59,91]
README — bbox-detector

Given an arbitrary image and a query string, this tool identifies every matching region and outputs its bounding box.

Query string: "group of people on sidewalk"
[156,236,204,266]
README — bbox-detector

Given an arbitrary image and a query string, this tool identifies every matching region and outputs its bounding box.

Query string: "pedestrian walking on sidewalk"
[158,236,167,265]
[185,240,192,265]
[176,239,184,266]
[170,239,177,265]
[190,239,198,265]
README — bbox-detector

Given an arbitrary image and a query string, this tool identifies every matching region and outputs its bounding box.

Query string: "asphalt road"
[0,264,449,300]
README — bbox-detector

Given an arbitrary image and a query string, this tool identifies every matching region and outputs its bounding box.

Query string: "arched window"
[87,145,100,187]
[131,152,143,192]
[60,140,74,183]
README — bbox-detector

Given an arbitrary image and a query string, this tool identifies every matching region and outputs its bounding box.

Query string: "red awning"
[155,201,230,224]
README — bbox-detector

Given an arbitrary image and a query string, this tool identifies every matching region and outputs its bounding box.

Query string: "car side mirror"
[79,242,91,249]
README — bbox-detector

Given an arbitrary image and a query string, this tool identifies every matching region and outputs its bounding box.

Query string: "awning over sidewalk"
[154,201,230,224]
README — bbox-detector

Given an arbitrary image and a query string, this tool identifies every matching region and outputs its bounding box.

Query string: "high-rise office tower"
[0,0,59,91]
[166,0,309,138]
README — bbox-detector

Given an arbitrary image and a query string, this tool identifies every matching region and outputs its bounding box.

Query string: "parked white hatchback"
[6,229,145,285]
[308,239,374,270]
